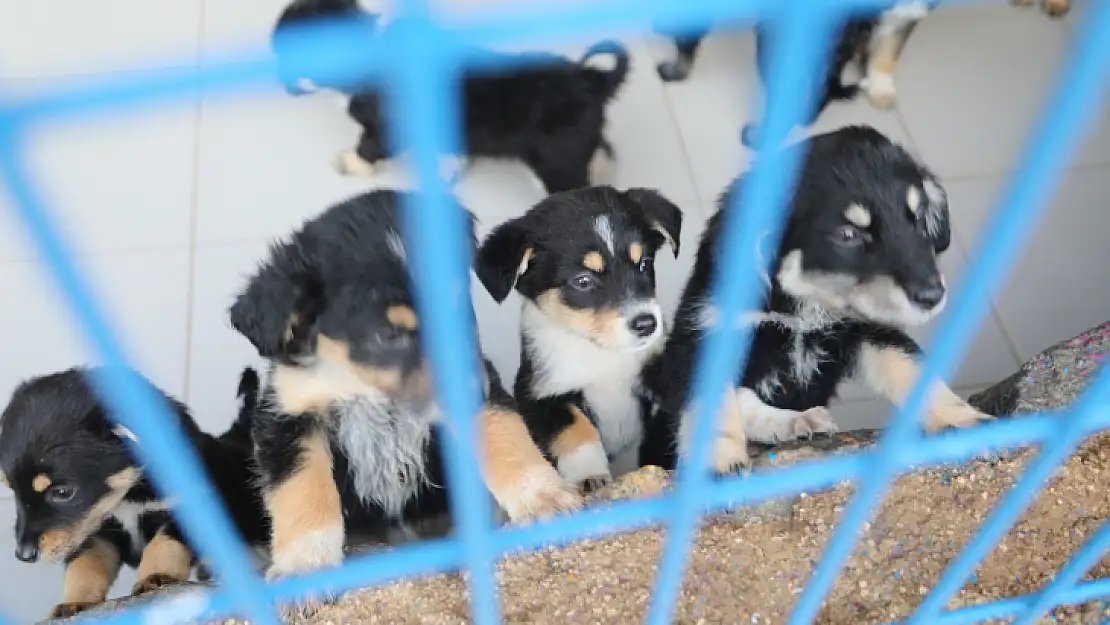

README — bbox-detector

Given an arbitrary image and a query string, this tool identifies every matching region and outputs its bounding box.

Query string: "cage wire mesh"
[0,0,1109,623]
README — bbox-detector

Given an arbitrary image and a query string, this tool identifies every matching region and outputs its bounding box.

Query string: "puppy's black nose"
[15,543,38,563]
[629,314,658,338]
[908,283,946,309]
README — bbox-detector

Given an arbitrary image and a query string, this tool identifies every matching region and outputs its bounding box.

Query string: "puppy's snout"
[907,278,946,310]
[15,543,38,563]
[629,313,659,338]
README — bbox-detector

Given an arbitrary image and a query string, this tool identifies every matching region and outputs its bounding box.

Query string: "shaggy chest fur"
[330,396,439,520]
[524,306,658,467]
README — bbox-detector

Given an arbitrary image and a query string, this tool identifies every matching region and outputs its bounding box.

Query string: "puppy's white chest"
[333,395,439,519]
[582,382,643,469]
[110,499,171,560]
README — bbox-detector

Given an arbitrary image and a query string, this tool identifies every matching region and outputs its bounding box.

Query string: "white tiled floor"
[0,1,1107,620]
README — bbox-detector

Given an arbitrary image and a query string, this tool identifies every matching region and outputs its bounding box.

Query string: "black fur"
[273,0,630,194]
[0,367,270,613]
[477,186,683,488]
[639,126,959,468]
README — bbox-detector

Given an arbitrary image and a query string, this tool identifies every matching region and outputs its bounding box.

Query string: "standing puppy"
[476,187,682,490]
[0,368,270,619]
[272,0,630,193]
[229,190,580,616]
[654,2,932,145]
[639,126,991,472]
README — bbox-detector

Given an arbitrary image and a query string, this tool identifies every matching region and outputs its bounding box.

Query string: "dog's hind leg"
[863,4,927,109]
[733,387,839,444]
[588,138,617,186]
[527,152,591,194]
[656,31,707,82]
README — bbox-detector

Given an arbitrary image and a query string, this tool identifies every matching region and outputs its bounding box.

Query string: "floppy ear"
[921,174,951,254]
[475,220,533,304]
[625,188,683,257]
[229,240,321,360]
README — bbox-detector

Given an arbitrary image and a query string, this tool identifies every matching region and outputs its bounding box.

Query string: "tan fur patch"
[136,532,192,584]
[386,305,418,331]
[583,251,604,272]
[549,406,602,458]
[39,467,143,562]
[266,430,343,556]
[59,537,120,606]
[32,474,52,493]
[536,290,621,343]
[869,23,916,75]
[844,203,872,228]
[517,247,534,281]
[629,243,643,264]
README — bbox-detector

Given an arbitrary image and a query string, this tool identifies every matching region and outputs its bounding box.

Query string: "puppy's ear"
[921,175,951,254]
[229,241,321,360]
[625,188,683,257]
[476,220,533,304]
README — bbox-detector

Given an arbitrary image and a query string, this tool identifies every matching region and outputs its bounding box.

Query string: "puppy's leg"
[527,151,591,194]
[678,386,751,475]
[864,8,925,109]
[657,32,707,82]
[131,529,193,596]
[587,139,617,186]
[734,387,839,444]
[1042,0,1070,16]
[856,342,992,432]
[479,404,583,522]
[50,537,121,619]
[262,426,345,618]
[549,405,613,493]
[333,133,387,178]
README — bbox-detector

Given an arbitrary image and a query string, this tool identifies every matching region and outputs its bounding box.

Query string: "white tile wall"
[0,1,1106,621]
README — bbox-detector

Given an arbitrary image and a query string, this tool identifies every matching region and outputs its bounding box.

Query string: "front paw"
[1043,0,1070,16]
[131,574,184,597]
[865,73,897,109]
[266,529,345,619]
[577,475,613,494]
[926,402,993,432]
[49,601,100,620]
[712,433,751,476]
[266,564,339,620]
[332,149,375,178]
[500,466,583,523]
[791,407,839,439]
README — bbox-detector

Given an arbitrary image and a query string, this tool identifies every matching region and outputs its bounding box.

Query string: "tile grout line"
[181,0,207,400]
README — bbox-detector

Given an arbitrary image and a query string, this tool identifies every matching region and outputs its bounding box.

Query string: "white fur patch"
[734,388,838,443]
[112,426,139,444]
[922,178,947,239]
[845,203,872,228]
[906,186,922,216]
[268,525,344,576]
[111,499,174,561]
[594,215,615,255]
[556,440,611,485]
[866,73,897,98]
[875,1,930,37]
[386,229,407,262]
[333,395,439,519]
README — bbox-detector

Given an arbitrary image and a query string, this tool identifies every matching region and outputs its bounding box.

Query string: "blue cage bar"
[0,0,1108,623]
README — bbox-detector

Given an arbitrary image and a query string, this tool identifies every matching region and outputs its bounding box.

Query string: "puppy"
[229,189,581,616]
[654,2,932,144]
[476,187,683,492]
[272,0,629,193]
[639,125,991,473]
[0,367,270,619]
[1011,0,1071,17]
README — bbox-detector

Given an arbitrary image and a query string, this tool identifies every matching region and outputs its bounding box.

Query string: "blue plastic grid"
[0,0,1106,623]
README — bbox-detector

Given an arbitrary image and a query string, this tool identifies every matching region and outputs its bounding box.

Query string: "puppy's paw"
[50,601,100,619]
[790,407,839,439]
[926,402,993,432]
[131,573,185,597]
[577,474,613,494]
[266,528,345,619]
[712,434,751,476]
[865,73,897,109]
[1043,0,1070,16]
[332,149,375,178]
[656,59,691,82]
[500,466,583,523]
[266,565,339,620]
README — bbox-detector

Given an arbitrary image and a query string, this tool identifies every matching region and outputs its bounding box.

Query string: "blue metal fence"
[1,0,1108,623]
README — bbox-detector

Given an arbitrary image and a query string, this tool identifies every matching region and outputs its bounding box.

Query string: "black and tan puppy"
[476,187,682,492]
[228,189,581,616]
[0,368,270,619]
[272,0,629,193]
[639,125,991,472]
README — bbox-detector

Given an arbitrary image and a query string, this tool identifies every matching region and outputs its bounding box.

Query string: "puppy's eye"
[832,225,865,247]
[45,485,75,504]
[638,258,654,273]
[570,273,598,291]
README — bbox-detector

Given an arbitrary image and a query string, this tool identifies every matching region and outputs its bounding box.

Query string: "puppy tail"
[579,40,631,100]
[220,367,261,445]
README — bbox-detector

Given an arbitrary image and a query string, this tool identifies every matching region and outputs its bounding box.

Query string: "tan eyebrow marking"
[583,251,604,272]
